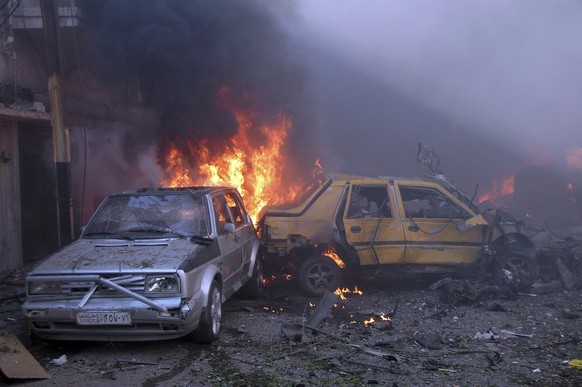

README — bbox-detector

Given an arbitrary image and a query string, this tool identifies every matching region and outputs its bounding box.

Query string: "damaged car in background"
[22,186,262,344]
[259,145,539,296]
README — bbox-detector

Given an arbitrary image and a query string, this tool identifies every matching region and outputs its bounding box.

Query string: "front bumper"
[22,295,204,342]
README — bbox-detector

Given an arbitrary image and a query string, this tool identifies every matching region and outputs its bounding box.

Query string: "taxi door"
[393,181,486,264]
[342,181,406,265]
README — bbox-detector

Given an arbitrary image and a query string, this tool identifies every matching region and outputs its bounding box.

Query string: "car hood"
[29,238,205,274]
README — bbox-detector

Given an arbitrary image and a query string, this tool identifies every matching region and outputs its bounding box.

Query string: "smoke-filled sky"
[283,0,582,190]
[75,0,581,223]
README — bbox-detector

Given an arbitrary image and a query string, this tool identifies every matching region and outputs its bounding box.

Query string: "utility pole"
[41,0,73,247]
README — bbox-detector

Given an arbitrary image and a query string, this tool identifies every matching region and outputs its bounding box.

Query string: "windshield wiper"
[83,232,134,240]
[123,227,187,238]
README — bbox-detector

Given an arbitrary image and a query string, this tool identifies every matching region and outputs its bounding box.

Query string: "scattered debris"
[306,291,339,327]
[473,331,498,340]
[556,258,576,290]
[413,334,444,350]
[568,359,582,370]
[50,354,68,366]
[529,280,563,294]
[430,278,514,305]
[499,330,534,339]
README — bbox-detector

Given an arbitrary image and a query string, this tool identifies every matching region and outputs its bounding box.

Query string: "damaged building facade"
[0,0,157,275]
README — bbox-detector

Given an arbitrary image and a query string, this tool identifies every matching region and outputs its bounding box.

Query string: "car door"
[394,181,486,264]
[342,181,406,265]
[211,193,241,293]
[223,191,255,279]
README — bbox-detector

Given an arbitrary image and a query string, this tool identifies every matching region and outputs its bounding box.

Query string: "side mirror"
[224,223,236,234]
[457,214,488,232]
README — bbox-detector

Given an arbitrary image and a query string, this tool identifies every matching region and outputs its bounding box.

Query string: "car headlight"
[145,274,180,293]
[29,281,62,295]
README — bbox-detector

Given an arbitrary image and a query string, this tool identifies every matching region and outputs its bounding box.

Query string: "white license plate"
[76,312,132,326]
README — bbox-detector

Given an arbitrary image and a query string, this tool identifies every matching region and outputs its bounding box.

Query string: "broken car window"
[347,185,391,219]
[213,195,233,234]
[224,192,249,227]
[399,186,470,219]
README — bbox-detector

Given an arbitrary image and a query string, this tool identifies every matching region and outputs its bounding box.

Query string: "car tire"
[299,256,342,297]
[494,251,539,290]
[241,258,263,299]
[191,280,222,344]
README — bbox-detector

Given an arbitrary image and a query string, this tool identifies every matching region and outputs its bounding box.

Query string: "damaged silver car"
[22,186,262,344]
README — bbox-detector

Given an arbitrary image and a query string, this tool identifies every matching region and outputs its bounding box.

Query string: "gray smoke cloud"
[78,0,318,181]
[281,0,582,225]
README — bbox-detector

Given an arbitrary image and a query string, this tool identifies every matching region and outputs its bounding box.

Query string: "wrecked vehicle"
[259,166,538,297]
[22,187,261,343]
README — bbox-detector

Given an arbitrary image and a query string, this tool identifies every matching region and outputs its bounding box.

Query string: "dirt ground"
[1,270,581,387]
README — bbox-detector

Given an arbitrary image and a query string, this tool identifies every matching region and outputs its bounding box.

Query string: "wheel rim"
[209,287,222,335]
[501,256,530,285]
[305,263,337,292]
[256,261,264,290]
[257,268,264,290]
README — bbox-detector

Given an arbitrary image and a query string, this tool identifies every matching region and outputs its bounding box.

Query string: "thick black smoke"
[78,0,318,179]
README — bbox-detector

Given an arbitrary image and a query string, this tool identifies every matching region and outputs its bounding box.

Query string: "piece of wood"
[0,328,50,380]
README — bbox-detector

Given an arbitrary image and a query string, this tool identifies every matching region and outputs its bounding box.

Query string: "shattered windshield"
[83,193,210,238]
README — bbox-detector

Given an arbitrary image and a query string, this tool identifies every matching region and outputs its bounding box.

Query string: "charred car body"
[22,186,262,343]
[259,173,538,297]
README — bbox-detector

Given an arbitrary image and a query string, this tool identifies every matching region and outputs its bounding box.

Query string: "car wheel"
[241,258,263,299]
[494,251,539,290]
[299,256,342,297]
[191,280,222,344]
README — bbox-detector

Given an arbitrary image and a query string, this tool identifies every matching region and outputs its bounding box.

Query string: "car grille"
[64,275,146,295]
[30,274,150,297]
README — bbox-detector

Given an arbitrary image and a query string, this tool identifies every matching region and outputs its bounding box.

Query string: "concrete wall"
[0,120,22,275]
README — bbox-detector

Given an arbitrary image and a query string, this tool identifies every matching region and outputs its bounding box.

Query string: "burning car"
[22,186,262,343]
[259,171,539,297]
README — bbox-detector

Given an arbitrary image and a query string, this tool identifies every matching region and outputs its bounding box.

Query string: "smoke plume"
[78,0,318,181]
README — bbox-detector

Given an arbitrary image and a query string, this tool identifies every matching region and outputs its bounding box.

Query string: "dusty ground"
[1,271,581,387]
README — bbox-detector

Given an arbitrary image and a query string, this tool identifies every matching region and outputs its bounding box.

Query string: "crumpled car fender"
[193,265,223,308]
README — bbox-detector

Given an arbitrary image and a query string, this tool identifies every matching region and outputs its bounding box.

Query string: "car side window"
[347,185,391,219]
[212,195,233,234]
[399,186,470,219]
[224,192,249,227]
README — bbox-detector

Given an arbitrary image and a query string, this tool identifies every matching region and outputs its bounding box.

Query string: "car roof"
[107,186,236,197]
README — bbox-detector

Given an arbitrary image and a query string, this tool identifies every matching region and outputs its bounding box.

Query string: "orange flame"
[334,286,363,300]
[323,248,346,269]
[364,317,375,327]
[160,87,314,222]
[478,174,515,206]
[334,287,347,300]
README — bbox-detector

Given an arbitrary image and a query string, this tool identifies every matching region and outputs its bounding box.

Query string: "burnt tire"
[241,258,263,299]
[494,251,539,290]
[299,256,342,297]
[191,280,222,344]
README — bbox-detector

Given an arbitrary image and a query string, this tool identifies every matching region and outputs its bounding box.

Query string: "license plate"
[76,311,132,326]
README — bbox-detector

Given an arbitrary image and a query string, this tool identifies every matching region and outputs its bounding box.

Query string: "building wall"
[0,120,22,275]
